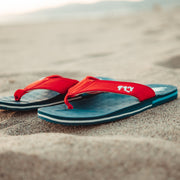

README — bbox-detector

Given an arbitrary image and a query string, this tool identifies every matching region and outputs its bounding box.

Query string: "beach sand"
[0,7,180,180]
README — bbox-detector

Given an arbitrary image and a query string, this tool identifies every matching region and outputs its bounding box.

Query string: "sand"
[0,7,180,180]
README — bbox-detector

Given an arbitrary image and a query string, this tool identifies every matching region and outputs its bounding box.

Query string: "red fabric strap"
[64,76,156,109]
[14,75,79,101]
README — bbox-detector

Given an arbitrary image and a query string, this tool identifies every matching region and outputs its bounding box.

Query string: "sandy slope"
[0,7,180,180]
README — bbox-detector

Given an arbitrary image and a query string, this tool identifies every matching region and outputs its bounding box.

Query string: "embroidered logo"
[117,86,134,93]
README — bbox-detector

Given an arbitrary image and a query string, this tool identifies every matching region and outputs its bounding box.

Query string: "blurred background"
[0,0,180,95]
[0,0,179,23]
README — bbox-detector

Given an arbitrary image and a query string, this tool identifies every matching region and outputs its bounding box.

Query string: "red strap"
[14,75,79,101]
[64,76,156,109]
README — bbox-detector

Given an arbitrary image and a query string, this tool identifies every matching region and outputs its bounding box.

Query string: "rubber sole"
[38,90,178,125]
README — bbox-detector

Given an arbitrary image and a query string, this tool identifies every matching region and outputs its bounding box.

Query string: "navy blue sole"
[38,90,178,125]
[0,96,83,111]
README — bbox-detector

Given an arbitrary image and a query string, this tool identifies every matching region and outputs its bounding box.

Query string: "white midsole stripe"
[38,104,152,124]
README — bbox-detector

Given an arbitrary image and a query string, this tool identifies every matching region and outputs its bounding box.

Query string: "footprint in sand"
[158,55,180,69]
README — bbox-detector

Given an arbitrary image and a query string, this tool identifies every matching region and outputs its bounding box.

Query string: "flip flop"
[38,76,178,125]
[0,75,79,110]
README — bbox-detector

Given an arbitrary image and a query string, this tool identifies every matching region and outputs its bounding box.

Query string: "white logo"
[152,87,167,92]
[118,86,134,93]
